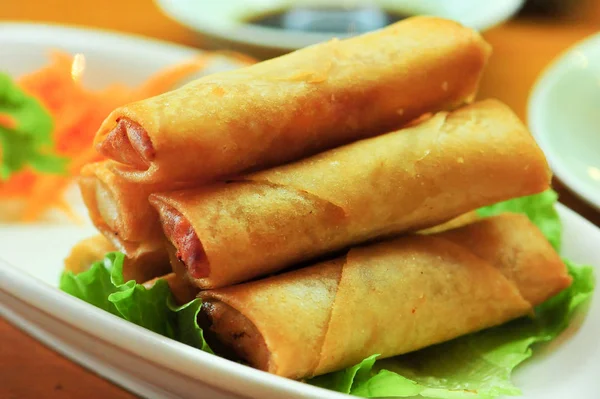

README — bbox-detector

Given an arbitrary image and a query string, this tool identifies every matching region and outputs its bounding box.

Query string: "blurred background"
[1,0,600,398]
[1,0,599,121]
[1,0,599,215]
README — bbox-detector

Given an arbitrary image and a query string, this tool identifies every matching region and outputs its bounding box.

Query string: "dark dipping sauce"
[244,6,414,34]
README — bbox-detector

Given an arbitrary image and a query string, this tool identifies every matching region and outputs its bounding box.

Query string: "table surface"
[1,0,600,398]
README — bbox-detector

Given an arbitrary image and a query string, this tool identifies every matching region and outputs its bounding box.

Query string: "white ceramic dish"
[0,23,598,399]
[155,0,525,56]
[1,205,599,399]
[529,33,600,211]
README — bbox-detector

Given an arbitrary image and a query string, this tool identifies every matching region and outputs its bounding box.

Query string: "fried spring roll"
[64,234,170,283]
[78,161,175,264]
[437,213,569,305]
[199,214,572,379]
[150,100,551,288]
[94,16,490,184]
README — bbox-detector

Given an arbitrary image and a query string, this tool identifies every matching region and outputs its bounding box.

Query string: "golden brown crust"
[153,100,551,288]
[438,213,572,304]
[200,214,570,379]
[314,235,529,375]
[151,181,346,288]
[95,16,491,184]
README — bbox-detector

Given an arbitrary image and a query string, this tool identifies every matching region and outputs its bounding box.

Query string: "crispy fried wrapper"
[95,16,491,184]
[199,214,571,379]
[151,100,551,288]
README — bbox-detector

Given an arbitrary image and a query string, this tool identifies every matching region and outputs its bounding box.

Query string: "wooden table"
[1,1,599,398]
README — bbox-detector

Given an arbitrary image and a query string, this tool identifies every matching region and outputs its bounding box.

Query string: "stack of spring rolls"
[69,16,573,381]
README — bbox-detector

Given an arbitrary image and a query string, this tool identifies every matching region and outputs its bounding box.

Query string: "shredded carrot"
[0,49,256,221]
[0,114,17,129]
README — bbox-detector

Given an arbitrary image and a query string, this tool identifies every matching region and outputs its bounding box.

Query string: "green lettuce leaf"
[310,354,381,393]
[59,254,121,317]
[60,252,212,348]
[0,72,68,179]
[169,298,214,354]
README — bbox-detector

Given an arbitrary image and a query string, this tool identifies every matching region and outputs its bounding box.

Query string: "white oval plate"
[155,0,524,54]
[0,23,598,399]
[529,33,600,211]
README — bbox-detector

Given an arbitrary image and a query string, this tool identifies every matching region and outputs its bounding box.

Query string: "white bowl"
[155,0,525,56]
[529,33,600,211]
[1,22,598,399]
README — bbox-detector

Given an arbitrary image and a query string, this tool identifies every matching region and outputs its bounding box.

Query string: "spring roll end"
[93,179,121,232]
[150,195,211,280]
[96,117,154,169]
[79,164,123,235]
[199,300,272,373]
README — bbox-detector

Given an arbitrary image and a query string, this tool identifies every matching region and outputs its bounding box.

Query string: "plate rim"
[528,31,600,211]
[0,21,198,57]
